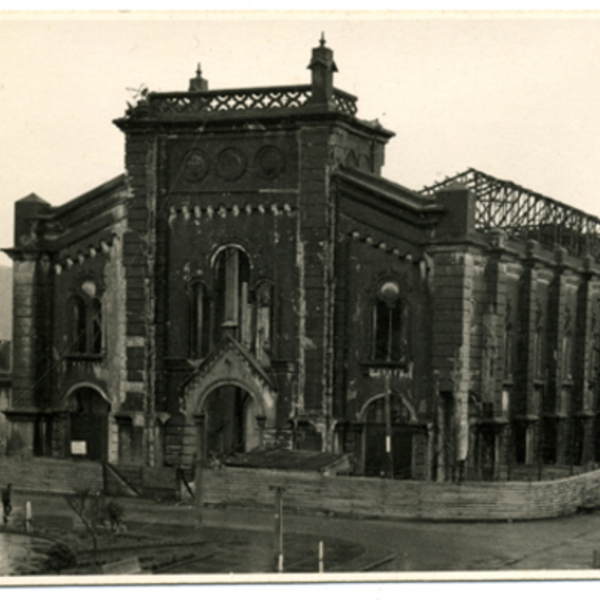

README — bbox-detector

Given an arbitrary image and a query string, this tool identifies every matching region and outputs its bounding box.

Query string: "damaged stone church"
[5,39,600,482]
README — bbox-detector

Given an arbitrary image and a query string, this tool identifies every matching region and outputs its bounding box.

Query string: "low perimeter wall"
[0,457,103,495]
[202,466,600,521]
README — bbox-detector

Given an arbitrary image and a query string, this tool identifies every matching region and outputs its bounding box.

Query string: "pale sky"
[2,13,600,267]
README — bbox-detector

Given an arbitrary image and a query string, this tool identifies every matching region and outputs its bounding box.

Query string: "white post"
[318,540,324,574]
[25,501,33,532]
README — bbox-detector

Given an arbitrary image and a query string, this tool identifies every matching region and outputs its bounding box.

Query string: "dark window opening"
[571,419,585,467]
[372,280,408,363]
[514,422,527,465]
[534,328,544,378]
[213,247,251,345]
[69,292,102,356]
[542,418,558,465]
[189,281,211,359]
[504,326,513,379]
[563,332,573,380]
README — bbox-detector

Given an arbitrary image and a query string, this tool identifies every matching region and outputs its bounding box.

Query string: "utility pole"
[385,371,394,479]
[269,485,286,572]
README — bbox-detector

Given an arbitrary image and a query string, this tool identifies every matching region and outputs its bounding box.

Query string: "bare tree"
[64,488,114,565]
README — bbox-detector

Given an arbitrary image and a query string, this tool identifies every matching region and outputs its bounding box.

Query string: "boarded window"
[68,281,103,356]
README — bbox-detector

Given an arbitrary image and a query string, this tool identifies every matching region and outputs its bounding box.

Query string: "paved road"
[8,490,600,572]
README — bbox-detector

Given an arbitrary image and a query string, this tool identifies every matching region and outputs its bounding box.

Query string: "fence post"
[319,540,324,574]
[25,501,33,533]
[194,460,202,527]
[269,485,286,572]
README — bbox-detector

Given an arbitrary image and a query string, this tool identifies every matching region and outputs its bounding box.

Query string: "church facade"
[5,41,600,482]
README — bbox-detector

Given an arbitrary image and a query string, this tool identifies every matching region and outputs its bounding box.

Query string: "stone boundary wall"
[0,457,103,495]
[202,466,600,521]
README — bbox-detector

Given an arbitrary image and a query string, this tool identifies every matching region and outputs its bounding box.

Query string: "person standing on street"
[2,483,12,525]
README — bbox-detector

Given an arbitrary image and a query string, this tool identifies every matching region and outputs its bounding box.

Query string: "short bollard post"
[318,540,324,574]
[593,550,600,569]
[25,501,33,533]
[269,485,286,573]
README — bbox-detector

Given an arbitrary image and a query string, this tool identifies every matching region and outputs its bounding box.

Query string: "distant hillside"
[0,266,11,340]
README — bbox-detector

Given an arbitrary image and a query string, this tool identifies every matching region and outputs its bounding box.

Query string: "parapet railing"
[126,85,358,117]
[422,168,600,261]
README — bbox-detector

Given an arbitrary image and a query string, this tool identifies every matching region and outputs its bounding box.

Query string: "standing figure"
[2,483,12,525]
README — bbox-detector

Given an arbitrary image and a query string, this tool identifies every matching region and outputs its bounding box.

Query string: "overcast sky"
[1,13,600,267]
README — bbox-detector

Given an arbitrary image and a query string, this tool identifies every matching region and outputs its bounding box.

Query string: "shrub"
[44,543,77,574]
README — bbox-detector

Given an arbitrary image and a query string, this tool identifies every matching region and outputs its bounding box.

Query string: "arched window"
[533,327,544,378]
[213,247,251,345]
[70,296,87,354]
[504,323,514,378]
[372,279,408,362]
[189,281,211,359]
[563,331,573,380]
[91,298,102,355]
[68,279,103,356]
[254,281,273,365]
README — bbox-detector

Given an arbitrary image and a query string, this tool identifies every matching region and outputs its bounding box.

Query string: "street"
[2,490,600,574]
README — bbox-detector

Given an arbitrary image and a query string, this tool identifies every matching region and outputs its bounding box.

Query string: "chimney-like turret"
[189,63,209,92]
[307,33,337,107]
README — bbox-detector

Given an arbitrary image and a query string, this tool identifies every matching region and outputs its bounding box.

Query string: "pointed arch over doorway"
[202,384,262,458]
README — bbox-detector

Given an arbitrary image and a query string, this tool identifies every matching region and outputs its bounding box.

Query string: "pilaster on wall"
[574,265,598,463]
[547,256,569,415]
[430,248,474,470]
[296,125,336,450]
[575,268,596,416]
[123,133,158,466]
[518,254,538,418]
[11,258,38,409]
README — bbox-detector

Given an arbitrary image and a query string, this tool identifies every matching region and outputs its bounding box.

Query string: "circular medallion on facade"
[257,146,285,179]
[215,148,247,181]
[184,151,209,182]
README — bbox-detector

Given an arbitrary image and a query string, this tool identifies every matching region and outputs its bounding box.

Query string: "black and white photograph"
[1,11,600,592]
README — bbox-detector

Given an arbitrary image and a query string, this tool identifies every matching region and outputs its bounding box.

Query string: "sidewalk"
[4,490,395,575]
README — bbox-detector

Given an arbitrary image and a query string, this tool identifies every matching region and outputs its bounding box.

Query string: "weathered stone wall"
[0,456,103,494]
[202,465,600,521]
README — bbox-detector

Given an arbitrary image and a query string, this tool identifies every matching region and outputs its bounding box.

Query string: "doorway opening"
[203,385,261,459]
[363,394,413,479]
[68,387,110,461]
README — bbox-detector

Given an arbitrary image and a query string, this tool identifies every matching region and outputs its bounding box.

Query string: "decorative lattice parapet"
[125,85,358,118]
[422,168,600,261]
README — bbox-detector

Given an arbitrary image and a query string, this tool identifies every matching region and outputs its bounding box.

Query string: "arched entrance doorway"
[202,385,261,458]
[363,394,413,479]
[67,387,110,461]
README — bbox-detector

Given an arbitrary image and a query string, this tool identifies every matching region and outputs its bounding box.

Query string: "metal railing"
[127,85,358,118]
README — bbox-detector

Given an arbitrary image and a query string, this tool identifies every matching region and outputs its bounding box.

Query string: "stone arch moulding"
[181,338,278,429]
[357,391,417,424]
[62,381,111,409]
[209,242,255,270]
